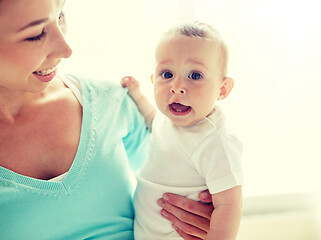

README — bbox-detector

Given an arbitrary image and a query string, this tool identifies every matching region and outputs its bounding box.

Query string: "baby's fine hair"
[163,21,229,77]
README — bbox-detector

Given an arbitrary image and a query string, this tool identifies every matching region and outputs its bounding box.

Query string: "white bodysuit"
[133,106,243,239]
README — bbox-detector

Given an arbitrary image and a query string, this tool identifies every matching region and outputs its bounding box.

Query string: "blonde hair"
[162,21,229,77]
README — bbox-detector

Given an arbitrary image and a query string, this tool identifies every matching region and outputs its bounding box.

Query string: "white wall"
[238,192,320,240]
[192,0,321,198]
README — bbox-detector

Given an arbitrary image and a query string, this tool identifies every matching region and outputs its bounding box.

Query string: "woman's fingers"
[175,226,204,240]
[198,190,212,203]
[158,197,211,233]
[160,193,214,220]
[158,192,214,239]
[160,208,208,239]
[175,228,204,240]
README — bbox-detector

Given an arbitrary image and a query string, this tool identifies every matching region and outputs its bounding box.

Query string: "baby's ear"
[218,77,234,100]
[151,74,154,84]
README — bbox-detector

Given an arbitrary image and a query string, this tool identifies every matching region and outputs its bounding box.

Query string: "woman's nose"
[48,28,72,59]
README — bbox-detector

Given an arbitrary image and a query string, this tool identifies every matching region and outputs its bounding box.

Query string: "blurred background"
[61,0,321,239]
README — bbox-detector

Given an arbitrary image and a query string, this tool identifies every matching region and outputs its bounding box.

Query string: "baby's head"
[152,21,234,127]
[164,21,229,78]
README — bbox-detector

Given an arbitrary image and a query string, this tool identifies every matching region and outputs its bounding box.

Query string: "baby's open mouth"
[169,103,191,113]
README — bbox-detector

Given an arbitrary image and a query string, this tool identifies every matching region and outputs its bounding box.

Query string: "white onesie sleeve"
[192,131,243,194]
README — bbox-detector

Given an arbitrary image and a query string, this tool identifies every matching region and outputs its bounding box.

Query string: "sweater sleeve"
[122,91,150,172]
[68,74,150,172]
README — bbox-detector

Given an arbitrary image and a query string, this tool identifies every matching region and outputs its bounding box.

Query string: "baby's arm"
[121,76,156,131]
[205,185,242,240]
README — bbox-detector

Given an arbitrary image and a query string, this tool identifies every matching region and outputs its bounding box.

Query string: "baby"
[122,21,243,240]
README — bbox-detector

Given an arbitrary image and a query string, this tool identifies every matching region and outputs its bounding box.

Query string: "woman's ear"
[218,77,234,100]
[151,74,154,84]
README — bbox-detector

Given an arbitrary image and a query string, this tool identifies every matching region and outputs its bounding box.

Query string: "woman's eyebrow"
[17,18,49,32]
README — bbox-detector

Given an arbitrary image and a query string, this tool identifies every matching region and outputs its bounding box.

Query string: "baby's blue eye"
[161,71,173,79]
[188,72,203,80]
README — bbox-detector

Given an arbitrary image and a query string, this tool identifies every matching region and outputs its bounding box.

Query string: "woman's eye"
[161,71,173,79]
[25,29,47,42]
[188,72,203,80]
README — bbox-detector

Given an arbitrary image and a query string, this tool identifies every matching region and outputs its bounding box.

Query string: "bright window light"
[62,0,321,198]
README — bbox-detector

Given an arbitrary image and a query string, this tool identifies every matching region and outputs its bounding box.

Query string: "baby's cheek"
[154,85,168,100]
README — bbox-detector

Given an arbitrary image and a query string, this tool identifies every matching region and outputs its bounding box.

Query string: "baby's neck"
[206,107,216,118]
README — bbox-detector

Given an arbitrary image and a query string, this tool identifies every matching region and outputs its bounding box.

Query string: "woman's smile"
[32,66,57,82]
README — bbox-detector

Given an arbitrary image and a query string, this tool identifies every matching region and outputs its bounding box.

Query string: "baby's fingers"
[120,76,130,87]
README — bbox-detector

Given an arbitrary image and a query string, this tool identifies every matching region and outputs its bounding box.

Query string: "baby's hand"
[121,76,155,130]
[121,76,143,101]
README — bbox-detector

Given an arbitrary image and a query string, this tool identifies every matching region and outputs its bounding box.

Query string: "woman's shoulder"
[59,74,140,115]
[60,74,119,90]
[60,74,127,97]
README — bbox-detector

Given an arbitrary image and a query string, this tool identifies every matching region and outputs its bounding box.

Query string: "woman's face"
[0,0,72,93]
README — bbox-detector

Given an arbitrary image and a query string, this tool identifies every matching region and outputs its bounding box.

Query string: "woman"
[0,0,212,239]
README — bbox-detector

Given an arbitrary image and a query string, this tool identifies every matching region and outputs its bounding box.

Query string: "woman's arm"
[158,190,214,239]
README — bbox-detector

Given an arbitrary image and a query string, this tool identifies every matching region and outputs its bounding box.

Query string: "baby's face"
[153,35,225,127]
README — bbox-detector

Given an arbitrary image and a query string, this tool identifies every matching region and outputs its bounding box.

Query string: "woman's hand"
[158,190,214,240]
